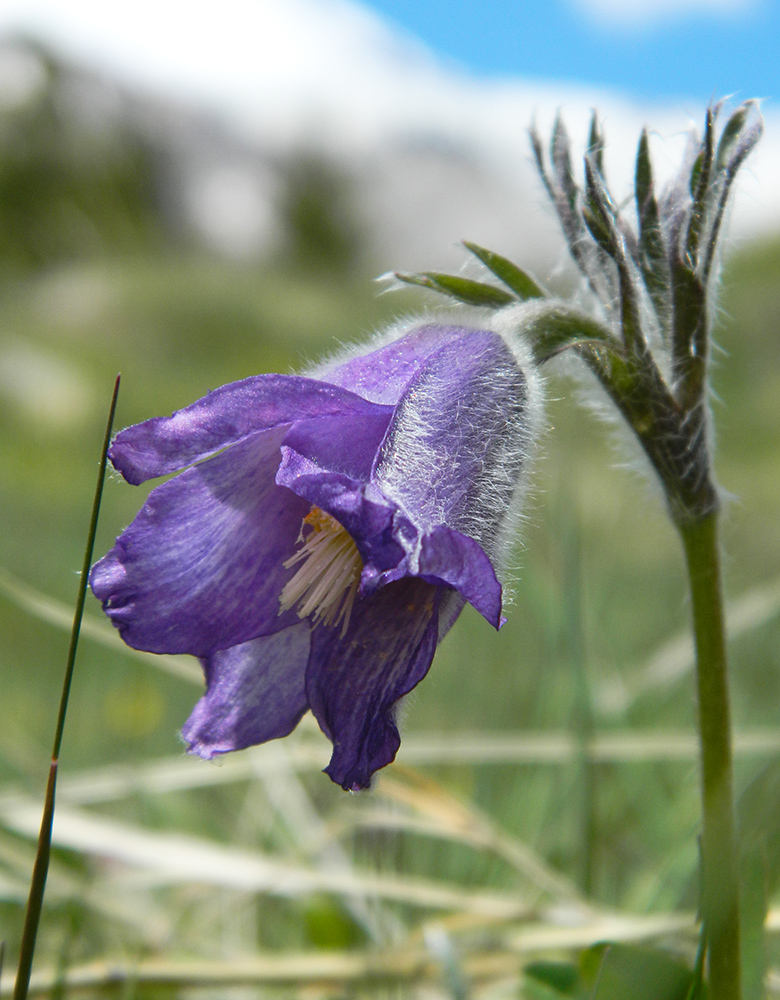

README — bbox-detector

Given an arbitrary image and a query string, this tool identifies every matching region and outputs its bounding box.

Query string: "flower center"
[279,507,363,635]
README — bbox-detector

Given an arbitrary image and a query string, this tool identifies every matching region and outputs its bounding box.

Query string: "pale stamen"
[279,507,363,636]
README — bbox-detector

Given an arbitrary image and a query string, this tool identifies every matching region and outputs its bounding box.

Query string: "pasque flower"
[90,319,542,789]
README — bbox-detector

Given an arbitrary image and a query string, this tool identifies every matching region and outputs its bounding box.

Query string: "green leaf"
[530,122,557,205]
[525,960,582,996]
[582,205,614,255]
[551,115,579,217]
[582,156,646,352]
[583,157,618,257]
[701,101,763,284]
[670,255,707,401]
[462,242,545,300]
[393,271,516,308]
[635,129,654,213]
[581,943,694,1000]
[686,109,715,264]
[532,115,603,297]
[715,103,750,172]
[635,129,671,338]
[513,302,615,365]
[588,111,605,178]
[688,149,705,201]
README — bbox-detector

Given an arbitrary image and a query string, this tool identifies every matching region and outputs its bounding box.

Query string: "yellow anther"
[279,507,363,636]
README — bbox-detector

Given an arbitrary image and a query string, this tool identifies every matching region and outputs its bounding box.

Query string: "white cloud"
[0,0,775,268]
[569,0,761,29]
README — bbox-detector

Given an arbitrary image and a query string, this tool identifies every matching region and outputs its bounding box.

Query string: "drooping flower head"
[90,318,543,789]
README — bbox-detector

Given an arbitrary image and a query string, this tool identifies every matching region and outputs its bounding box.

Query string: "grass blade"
[12,374,120,1000]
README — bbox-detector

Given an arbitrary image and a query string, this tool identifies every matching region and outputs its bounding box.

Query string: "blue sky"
[0,0,775,110]
[361,0,778,103]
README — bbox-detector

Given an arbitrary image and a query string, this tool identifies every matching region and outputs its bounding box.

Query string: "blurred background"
[1,1,779,996]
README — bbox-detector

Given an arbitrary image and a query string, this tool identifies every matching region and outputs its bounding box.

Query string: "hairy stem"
[679,511,741,1000]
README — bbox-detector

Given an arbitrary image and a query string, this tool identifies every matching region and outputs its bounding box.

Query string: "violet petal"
[182,623,311,758]
[110,374,390,485]
[321,324,486,405]
[306,578,440,790]
[418,525,504,629]
[373,330,529,557]
[281,407,393,480]
[90,428,309,655]
[275,448,405,573]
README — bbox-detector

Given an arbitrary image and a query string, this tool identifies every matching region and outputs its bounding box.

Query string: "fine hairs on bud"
[312,310,545,580]
[520,104,762,523]
[484,304,546,568]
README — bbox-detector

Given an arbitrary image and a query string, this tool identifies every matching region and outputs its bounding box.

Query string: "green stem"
[679,511,741,1000]
[564,526,595,895]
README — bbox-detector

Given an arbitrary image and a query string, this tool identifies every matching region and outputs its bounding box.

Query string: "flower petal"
[275,448,405,574]
[321,324,487,405]
[110,374,389,485]
[90,428,309,655]
[306,578,440,791]
[182,623,311,758]
[419,525,505,629]
[281,406,393,480]
[373,330,530,557]
[358,526,503,628]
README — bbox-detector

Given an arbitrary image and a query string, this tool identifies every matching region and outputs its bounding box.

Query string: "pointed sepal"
[634,129,672,340]
[393,271,516,308]
[462,242,545,300]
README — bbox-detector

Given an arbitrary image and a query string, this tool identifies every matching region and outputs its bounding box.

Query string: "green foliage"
[525,959,582,996]
[277,152,364,274]
[462,242,545,300]
[526,944,698,1000]
[0,79,779,996]
[0,42,166,277]
[583,943,695,1000]
[394,268,517,307]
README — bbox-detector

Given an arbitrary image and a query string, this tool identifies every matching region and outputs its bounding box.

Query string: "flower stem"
[679,511,741,1000]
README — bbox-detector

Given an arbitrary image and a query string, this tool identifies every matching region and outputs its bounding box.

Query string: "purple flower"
[90,320,542,790]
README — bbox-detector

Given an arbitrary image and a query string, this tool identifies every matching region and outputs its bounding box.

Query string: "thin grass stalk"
[12,375,120,1000]
[680,510,741,1000]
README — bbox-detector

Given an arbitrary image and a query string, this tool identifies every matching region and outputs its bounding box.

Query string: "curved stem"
[679,511,741,1000]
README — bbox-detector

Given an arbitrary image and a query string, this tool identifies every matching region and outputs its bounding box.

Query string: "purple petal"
[321,324,488,405]
[358,525,503,628]
[110,374,389,485]
[373,330,530,557]
[306,578,440,791]
[182,623,311,758]
[418,525,504,629]
[275,448,405,573]
[90,428,309,656]
[281,406,392,480]
[279,333,514,626]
